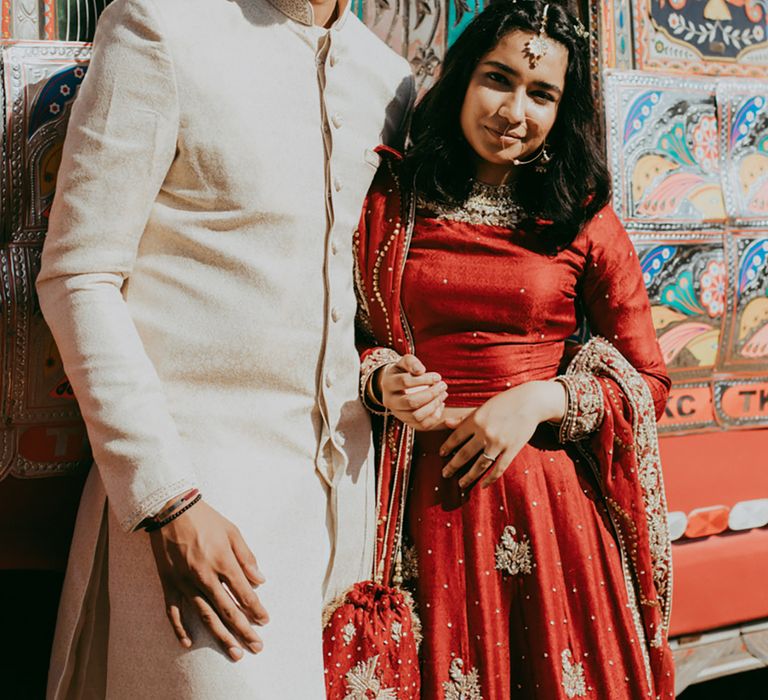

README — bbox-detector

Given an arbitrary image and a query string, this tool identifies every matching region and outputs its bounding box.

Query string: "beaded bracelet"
[145,493,202,533]
[152,488,200,523]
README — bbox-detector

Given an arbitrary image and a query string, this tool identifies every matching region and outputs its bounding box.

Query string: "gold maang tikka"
[523,3,551,68]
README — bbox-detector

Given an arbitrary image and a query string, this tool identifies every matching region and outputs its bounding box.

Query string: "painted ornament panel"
[723,231,768,364]
[358,0,408,61]
[633,0,768,77]
[406,0,448,93]
[599,0,635,70]
[0,42,92,478]
[605,72,725,230]
[632,234,726,376]
[717,83,768,227]
[657,380,718,433]
[713,231,768,428]
[3,1,112,41]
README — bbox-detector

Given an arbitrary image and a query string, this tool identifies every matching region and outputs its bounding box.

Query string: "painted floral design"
[699,259,726,317]
[692,114,719,174]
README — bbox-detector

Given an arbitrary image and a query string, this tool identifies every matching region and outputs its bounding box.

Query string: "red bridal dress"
[355,150,675,700]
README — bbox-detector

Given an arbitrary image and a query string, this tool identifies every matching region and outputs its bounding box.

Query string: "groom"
[37,0,414,697]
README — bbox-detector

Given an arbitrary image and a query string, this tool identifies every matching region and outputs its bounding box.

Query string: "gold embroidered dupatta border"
[566,336,673,688]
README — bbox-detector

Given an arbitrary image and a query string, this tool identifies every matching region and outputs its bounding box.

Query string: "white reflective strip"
[728,498,768,531]
[667,511,688,541]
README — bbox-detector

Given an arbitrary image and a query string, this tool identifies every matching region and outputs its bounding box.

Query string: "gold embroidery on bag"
[342,621,356,645]
[343,655,397,700]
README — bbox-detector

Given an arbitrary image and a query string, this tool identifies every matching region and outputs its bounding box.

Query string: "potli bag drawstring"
[322,415,422,699]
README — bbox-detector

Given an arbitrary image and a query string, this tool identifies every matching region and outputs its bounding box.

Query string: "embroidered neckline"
[416,180,522,228]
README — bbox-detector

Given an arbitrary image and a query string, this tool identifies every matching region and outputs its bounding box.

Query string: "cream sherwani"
[36,0,414,697]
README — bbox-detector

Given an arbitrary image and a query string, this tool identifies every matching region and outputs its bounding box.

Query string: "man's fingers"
[189,592,251,661]
[205,578,264,653]
[164,591,192,648]
[458,454,495,490]
[222,568,270,626]
[229,531,266,586]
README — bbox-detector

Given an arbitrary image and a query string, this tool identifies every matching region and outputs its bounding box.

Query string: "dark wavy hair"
[401,0,610,251]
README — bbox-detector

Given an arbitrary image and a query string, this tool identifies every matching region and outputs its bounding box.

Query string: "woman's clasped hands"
[441,380,567,490]
[372,354,448,430]
[372,355,567,491]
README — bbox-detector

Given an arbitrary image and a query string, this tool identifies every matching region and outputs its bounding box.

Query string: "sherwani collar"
[264,0,350,28]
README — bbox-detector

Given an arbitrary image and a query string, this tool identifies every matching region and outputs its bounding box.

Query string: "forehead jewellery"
[523,3,551,68]
[513,2,591,53]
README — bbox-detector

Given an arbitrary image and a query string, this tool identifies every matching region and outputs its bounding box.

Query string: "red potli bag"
[322,417,421,699]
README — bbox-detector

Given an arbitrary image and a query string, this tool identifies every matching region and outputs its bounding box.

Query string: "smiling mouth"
[486,126,525,141]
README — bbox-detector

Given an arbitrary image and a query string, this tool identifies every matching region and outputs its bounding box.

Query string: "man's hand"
[374,354,447,430]
[149,500,269,661]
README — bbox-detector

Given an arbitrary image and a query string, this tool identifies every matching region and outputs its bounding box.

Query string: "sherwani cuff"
[119,476,199,533]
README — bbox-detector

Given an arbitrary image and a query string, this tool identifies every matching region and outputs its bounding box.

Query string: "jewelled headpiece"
[512,1,591,54]
[573,18,590,40]
[523,3,551,68]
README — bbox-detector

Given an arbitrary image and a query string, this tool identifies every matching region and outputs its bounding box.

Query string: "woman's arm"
[440,206,669,486]
[578,207,671,421]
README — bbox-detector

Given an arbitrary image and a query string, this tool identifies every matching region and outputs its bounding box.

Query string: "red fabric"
[355,154,675,699]
[323,582,421,699]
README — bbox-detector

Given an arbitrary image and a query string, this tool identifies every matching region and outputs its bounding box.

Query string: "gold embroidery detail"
[494,525,533,576]
[442,658,483,700]
[566,337,673,640]
[343,655,397,700]
[391,621,402,644]
[561,650,587,698]
[264,0,313,25]
[554,373,605,442]
[353,227,376,343]
[342,621,356,645]
[401,543,419,581]
[417,181,522,228]
[359,348,401,415]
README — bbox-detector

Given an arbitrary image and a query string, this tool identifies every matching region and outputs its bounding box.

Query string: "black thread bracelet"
[145,493,202,533]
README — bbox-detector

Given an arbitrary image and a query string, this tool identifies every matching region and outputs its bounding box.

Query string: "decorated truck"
[1,1,767,695]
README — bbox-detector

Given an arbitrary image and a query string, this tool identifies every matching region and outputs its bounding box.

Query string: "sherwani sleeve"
[556,206,671,441]
[36,0,196,532]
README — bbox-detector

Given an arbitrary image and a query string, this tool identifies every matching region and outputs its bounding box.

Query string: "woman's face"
[459,30,568,185]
